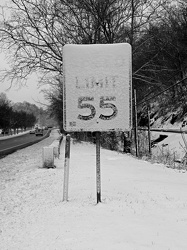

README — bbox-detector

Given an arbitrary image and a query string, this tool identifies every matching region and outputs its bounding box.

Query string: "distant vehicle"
[29,129,35,134]
[35,128,44,136]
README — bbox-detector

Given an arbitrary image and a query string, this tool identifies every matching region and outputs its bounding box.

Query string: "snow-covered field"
[1,129,187,250]
[151,130,187,161]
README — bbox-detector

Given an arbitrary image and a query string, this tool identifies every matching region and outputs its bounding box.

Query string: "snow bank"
[1,132,187,249]
[151,131,187,160]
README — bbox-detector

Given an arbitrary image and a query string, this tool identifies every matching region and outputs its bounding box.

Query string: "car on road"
[29,129,35,134]
[35,128,44,136]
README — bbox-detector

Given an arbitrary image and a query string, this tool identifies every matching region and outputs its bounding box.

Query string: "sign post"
[96,131,101,203]
[63,134,70,201]
[63,43,132,203]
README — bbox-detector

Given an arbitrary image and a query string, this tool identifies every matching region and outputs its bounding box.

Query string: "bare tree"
[0,0,65,84]
[0,0,169,87]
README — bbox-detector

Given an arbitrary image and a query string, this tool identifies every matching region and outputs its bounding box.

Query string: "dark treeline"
[0,93,36,134]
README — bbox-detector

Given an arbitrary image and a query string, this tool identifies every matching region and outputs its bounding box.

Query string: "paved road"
[0,131,47,151]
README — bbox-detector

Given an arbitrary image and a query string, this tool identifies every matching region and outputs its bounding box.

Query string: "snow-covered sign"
[63,43,132,132]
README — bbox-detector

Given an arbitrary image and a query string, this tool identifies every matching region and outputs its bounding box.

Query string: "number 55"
[78,96,118,121]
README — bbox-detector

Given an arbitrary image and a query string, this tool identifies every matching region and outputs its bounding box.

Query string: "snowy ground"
[1,130,187,250]
[151,131,187,161]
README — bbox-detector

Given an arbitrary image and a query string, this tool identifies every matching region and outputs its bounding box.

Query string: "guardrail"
[138,127,187,134]
[0,129,51,158]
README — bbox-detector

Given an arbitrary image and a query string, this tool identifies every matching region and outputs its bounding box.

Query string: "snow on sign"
[63,43,132,132]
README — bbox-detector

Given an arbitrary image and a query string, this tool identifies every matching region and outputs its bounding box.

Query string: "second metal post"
[96,131,101,203]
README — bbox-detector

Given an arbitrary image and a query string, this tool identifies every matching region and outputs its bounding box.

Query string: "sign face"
[63,43,132,132]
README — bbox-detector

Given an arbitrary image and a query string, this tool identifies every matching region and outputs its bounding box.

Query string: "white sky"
[0,51,47,106]
[0,0,47,106]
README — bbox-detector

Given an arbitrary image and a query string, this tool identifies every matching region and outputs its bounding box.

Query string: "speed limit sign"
[63,43,132,132]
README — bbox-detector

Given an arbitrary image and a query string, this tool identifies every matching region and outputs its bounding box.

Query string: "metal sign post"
[63,134,71,201]
[96,132,101,203]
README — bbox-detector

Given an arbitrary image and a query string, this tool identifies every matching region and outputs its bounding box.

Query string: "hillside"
[138,91,187,130]
[136,93,187,166]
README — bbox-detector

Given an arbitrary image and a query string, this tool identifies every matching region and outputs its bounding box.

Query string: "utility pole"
[147,103,152,155]
[134,89,139,157]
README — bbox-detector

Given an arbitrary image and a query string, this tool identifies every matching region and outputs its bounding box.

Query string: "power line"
[137,76,187,106]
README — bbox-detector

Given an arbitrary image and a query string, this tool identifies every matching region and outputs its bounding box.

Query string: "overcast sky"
[0,0,47,106]
[0,57,47,107]
[0,49,47,106]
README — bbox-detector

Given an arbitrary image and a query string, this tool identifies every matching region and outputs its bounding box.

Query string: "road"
[0,131,48,151]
